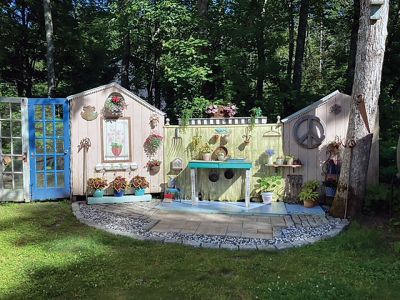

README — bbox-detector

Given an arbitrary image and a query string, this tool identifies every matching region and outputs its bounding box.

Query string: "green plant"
[110,176,129,192]
[363,184,392,215]
[144,134,163,156]
[257,176,283,193]
[199,143,212,154]
[249,107,262,131]
[299,180,320,202]
[131,175,150,190]
[180,108,193,130]
[104,94,127,115]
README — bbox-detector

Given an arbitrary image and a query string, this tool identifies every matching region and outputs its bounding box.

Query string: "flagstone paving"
[72,200,349,250]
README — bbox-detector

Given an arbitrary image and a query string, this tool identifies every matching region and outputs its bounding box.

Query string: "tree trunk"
[330,0,389,218]
[121,30,130,89]
[286,0,295,81]
[345,0,360,94]
[43,0,56,98]
[197,0,208,17]
[255,30,266,103]
[292,0,310,93]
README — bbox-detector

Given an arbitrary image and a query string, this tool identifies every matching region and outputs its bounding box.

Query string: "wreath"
[104,93,127,116]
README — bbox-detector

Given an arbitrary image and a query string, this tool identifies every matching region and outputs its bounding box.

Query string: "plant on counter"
[87,177,108,198]
[257,175,284,204]
[285,155,295,165]
[265,149,275,164]
[131,175,150,196]
[110,176,129,197]
[299,180,320,208]
[275,156,285,165]
[200,143,213,161]
[144,133,163,156]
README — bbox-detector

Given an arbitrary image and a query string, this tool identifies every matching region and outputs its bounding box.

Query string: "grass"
[0,202,399,299]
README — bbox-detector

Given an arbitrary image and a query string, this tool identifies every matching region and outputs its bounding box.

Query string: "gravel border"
[72,202,349,251]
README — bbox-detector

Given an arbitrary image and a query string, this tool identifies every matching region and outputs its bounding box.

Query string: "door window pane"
[45,105,54,120]
[56,156,64,170]
[11,103,21,119]
[35,105,43,120]
[2,173,12,189]
[13,158,22,172]
[55,104,63,120]
[14,174,23,189]
[37,173,44,188]
[55,122,63,136]
[12,121,22,137]
[46,139,54,153]
[46,157,54,171]
[56,173,64,188]
[45,122,54,137]
[0,102,10,119]
[1,120,11,137]
[3,158,12,171]
[36,158,44,171]
[35,122,43,137]
[2,138,11,154]
[56,139,64,153]
[36,139,44,153]
[13,138,22,154]
[46,173,55,187]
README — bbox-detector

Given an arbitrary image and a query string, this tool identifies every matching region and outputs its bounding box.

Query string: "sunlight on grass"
[0,202,399,299]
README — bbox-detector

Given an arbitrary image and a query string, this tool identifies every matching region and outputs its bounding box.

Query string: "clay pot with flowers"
[110,176,129,197]
[87,177,108,198]
[147,159,161,173]
[104,93,127,117]
[131,175,150,196]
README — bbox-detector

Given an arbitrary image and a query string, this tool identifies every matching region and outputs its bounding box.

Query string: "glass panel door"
[0,100,27,202]
[28,99,70,200]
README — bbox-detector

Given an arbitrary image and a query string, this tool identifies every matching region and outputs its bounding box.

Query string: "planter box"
[87,194,152,205]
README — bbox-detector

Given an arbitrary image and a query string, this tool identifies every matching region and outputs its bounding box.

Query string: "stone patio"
[72,200,349,250]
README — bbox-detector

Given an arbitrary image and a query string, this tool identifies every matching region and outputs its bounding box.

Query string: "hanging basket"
[104,93,127,117]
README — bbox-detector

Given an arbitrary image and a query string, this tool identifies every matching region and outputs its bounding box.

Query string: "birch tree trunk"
[43,0,55,98]
[330,0,389,218]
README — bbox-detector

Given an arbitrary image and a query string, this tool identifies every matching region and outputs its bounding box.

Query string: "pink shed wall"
[69,85,165,195]
[282,91,379,185]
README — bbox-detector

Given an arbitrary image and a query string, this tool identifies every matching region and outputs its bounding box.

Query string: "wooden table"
[188,160,253,207]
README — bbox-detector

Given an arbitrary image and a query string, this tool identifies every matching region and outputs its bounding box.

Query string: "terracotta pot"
[303,200,316,208]
[203,153,212,161]
[150,165,160,173]
[112,146,122,157]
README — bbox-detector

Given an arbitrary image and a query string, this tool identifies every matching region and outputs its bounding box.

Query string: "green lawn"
[0,202,399,299]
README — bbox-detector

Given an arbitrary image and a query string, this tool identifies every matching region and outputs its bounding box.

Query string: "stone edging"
[71,202,349,251]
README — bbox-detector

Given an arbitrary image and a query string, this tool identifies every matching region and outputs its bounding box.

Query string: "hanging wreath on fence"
[104,93,127,117]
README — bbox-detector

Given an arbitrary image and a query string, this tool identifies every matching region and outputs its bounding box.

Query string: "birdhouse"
[370,0,385,20]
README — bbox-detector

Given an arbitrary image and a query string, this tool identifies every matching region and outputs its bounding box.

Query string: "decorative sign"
[329,104,342,115]
[101,117,132,162]
[293,115,325,149]
[171,158,183,170]
[80,106,98,121]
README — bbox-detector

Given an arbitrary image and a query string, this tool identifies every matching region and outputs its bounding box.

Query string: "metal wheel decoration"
[293,115,325,149]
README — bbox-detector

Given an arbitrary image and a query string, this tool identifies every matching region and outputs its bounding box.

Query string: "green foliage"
[299,180,320,202]
[257,175,284,194]
[363,184,400,216]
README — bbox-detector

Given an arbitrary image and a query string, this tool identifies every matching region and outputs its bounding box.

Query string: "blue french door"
[28,99,70,200]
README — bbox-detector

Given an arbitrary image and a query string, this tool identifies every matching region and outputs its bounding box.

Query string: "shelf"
[266,164,303,168]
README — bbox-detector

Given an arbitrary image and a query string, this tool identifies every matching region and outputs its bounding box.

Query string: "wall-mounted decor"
[149,113,159,129]
[80,105,98,121]
[329,104,342,115]
[293,115,325,149]
[144,133,163,156]
[104,92,127,117]
[101,117,132,162]
[171,158,183,170]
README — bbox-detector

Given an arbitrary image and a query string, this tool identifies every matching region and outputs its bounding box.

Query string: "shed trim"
[66,82,166,116]
[281,90,344,123]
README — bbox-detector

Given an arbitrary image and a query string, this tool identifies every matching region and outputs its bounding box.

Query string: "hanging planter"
[147,159,162,173]
[144,133,163,156]
[149,113,159,129]
[104,93,127,117]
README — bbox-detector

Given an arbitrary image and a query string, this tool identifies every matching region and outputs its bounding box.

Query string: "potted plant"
[111,142,123,157]
[87,177,108,198]
[200,143,213,161]
[299,180,320,208]
[285,155,295,165]
[131,175,150,196]
[110,176,129,197]
[275,156,285,165]
[265,149,275,165]
[104,93,127,117]
[149,113,159,129]
[147,159,161,172]
[223,103,237,117]
[144,133,163,156]
[323,179,337,197]
[257,176,283,204]
[206,104,224,118]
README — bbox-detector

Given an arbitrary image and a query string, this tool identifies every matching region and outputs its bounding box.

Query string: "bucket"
[135,188,145,196]
[261,192,273,204]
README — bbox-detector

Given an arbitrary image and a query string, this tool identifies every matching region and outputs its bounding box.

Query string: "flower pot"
[261,192,273,204]
[267,156,274,165]
[114,190,125,197]
[276,158,284,165]
[135,188,145,196]
[93,189,104,198]
[150,165,160,173]
[203,153,212,161]
[286,158,294,165]
[325,186,336,197]
[303,200,316,208]
[112,146,122,157]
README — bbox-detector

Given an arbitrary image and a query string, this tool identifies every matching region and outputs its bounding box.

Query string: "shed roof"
[66,82,166,116]
[281,90,347,123]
